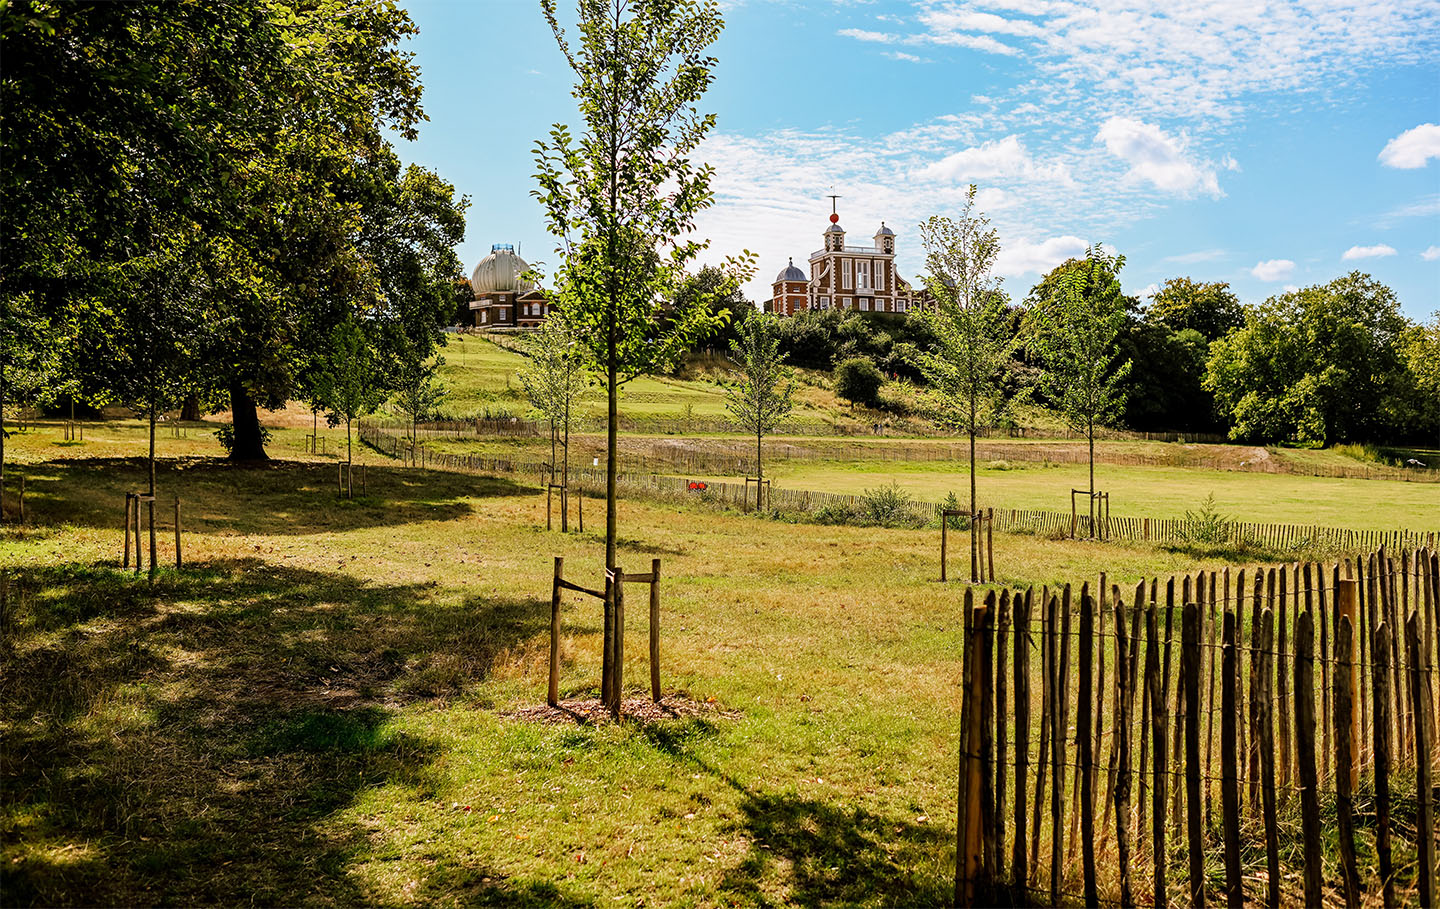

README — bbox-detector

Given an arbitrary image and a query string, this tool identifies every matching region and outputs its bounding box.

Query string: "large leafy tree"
[1146,277,1243,342]
[0,294,62,523]
[1205,272,1415,445]
[910,186,1019,579]
[723,313,795,508]
[1401,312,1440,447]
[2,0,464,461]
[533,0,753,578]
[1026,247,1132,535]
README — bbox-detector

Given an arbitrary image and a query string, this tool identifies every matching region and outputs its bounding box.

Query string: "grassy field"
[3,424,1321,906]
[695,457,1440,531]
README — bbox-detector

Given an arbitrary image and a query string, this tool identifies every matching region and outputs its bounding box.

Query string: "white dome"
[471,244,534,295]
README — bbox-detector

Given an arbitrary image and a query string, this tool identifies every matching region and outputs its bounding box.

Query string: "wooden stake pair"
[549,557,663,714]
[940,509,994,583]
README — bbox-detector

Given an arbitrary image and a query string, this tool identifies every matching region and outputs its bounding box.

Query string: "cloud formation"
[914,135,1072,184]
[994,235,1089,277]
[1095,117,1222,197]
[1423,245,1440,261]
[1251,259,1296,281]
[1379,123,1440,169]
[1342,244,1398,260]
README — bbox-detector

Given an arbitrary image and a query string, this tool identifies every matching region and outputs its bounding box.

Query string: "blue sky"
[396,0,1440,319]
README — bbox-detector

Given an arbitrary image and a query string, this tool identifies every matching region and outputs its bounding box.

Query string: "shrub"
[813,501,863,525]
[1178,493,1233,546]
[215,423,271,457]
[834,357,884,408]
[860,482,923,527]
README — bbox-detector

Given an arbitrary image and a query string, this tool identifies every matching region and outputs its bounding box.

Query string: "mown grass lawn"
[2,432,1284,907]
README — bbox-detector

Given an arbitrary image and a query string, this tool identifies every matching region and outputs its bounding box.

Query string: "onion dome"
[471,244,535,295]
[776,257,806,282]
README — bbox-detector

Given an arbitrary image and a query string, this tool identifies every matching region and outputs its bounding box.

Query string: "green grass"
[691,457,1440,532]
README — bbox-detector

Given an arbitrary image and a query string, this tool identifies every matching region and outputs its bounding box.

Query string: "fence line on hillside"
[357,422,1438,554]
[954,548,1440,906]
[359,418,1440,483]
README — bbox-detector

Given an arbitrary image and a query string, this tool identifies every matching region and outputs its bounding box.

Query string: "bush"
[1178,493,1232,546]
[215,423,271,457]
[813,500,864,525]
[860,482,924,527]
[834,357,884,408]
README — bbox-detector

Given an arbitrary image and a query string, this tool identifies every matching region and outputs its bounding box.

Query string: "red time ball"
[829,213,840,223]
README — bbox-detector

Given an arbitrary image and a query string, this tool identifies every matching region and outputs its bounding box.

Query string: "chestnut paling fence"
[954,549,1440,908]
[357,422,1439,554]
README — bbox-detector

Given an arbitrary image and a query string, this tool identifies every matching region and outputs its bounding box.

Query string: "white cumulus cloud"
[1251,259,1296,281]
[995,235,1089,278]
[1423,246,1440,261]
[1096,117,1222,197]
[1379,124,1440,169]
[1342,244,1397,260]
[915,135,1072,184]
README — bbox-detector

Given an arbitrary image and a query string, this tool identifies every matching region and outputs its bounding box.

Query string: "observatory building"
[763,206,916,316]
[469,244,550,329]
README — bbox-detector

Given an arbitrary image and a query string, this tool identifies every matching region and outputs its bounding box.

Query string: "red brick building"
[763,210,916,316]
[468,244,551,329]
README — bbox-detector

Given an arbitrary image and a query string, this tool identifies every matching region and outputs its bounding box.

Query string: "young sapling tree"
[723,312,794,510]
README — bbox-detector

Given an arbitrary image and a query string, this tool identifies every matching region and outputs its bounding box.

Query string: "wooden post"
[602,571,614,708]
[578,490,583,533]
[971,510,979,584]
[173,497,182,570]
[1050,591,1066,907]
[132,494,142,576]
[1079,590,1098,907]
[957,594,989,907]
[1221,608,1243,909]
[1295,609,1321,908]
[1338,578,1360,791]
[549,557,562,706]
[1407,613,1435,909]
[1334,616,1361,909]
[547,484,553,530]
[994,590,1009,884]
[650,558,661,703]
[1276,568,1291,790]
[980,595,997,890]
[942,517,948,583]
[1147,604,1168,909]
[1115,595,1135,909]
[1011,588,1031,898]
[986,507,995,584]
[1373,620,1395,909]
[1183,601,1204,909]
[124,495,133,569]
[1258,608,1280,909]
[613,566,625,718]
[17,473,23,523]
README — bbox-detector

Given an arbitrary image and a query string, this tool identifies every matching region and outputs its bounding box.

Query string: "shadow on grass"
[0,558,556,907]
[5,457,538,538]
[639,719,952,906]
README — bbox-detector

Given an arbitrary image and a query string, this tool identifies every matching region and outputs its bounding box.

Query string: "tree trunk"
[1088,417,1095,539]
[180,393,200,422]
[148,405,158,578]
[970,388,978,582]
[561,394,570,533]
[606,355,617,569]
[227,382,268,460]
[1,372,7,525]
[756,429,763,512]
[346,417,353,499]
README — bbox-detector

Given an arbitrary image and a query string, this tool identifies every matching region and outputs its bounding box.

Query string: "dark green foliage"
[834,357,885,408]
[776,310,936,377]
[1146,277,1243,342]
[1119,322,1216,432]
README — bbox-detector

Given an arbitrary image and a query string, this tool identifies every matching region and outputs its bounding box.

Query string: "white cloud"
[1251,259,1296,281]
[995,235,1089,277]
[1379,123,1440,169]
[1095,117,1222,197]
[882,51,931,63]
[1423,246,1440,261]
[838,27,899,43]
[1163,249,1226,264]
[1377,193,1440,227]
[918,8,1043,38]
[1342,244,1398,260]
[914,135,1072,184]
[1139,282,1159,298]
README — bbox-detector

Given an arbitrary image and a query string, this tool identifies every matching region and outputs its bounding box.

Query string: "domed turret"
[775,257,807,283]
[471,244,534,296]
[874,222,895,254]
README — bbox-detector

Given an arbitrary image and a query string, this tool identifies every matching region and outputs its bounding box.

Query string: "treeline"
[0,0,468,487]
[719,268,1439,446]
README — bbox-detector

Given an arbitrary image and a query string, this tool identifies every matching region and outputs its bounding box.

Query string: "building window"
[856,260,870,291]
[843,297,853,309]
[896,298,908,312]
[842,259,852,290]
[860,297,871,312]
[818,295,830,310]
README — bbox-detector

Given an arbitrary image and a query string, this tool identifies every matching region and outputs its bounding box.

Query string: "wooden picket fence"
[955,548,1440,907]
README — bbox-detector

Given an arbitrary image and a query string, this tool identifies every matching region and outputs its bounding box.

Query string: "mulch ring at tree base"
[509,695,741,726]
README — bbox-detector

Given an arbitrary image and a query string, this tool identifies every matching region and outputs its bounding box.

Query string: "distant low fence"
[357,422,1438,553]
[953,548,1440,906]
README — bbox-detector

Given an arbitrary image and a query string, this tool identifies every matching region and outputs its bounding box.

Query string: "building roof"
[471,244,535,296]
[775,257,807,282]
[875,222,895,237]
[825,222,845,233]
